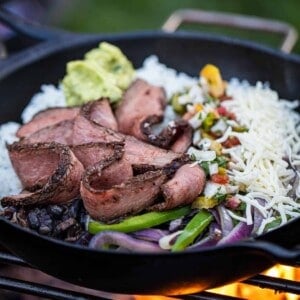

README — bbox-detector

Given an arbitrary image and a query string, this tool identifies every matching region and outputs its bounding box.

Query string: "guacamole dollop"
[62,42,135,106]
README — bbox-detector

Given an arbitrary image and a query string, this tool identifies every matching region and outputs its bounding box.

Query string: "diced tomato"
[219,95,233,102]
[222,136,240,148]
[211,173,229,184]
[216,106,236,120]
[216,106,227,116]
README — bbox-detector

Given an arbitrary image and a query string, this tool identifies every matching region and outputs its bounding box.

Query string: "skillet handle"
[162,9,298,53]
[240,240,300,266]
[0,7,72,41]
[0,7,74,60]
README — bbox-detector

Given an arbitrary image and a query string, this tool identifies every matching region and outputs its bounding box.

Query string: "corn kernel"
[194,103,204,112]
[218,167,227,175]
[210,140,222,155]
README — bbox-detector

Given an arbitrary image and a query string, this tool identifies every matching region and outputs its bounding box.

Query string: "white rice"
[135,55,197,99]
[21,84,66,124]
[0,122,22,200]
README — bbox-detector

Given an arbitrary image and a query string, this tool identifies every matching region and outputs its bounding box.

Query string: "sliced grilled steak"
[123,135,184,167]
[21,119,74,145]
[81,98,118,130]
[115,79,166,136]
[71,142,124,168]
[17,107,79,138]
[141,118,193,152]
[116,79,192,151]
[72,114,123,145]
[81,159,167,222]
[2,142,84,206]
[151,164,206,211]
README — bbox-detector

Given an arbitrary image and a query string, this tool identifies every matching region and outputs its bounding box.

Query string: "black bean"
[27,212,40,229]
[39,208,48,216]
[68,199,81,218]
[47,205,63,218]
[39,225,51,235]
[39,214,53,228]
[79,212,88,228]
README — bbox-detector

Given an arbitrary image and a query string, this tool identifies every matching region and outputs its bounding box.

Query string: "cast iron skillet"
[0,8,299,295]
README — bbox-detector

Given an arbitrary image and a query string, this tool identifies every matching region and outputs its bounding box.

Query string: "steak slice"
[17,107,79,138]
[2,142,84,206]
[116,79,192,151]
[81,98,118,130]
[151,164,206,211]
[21,119,74,145]
[140,118,193,152]
[123,135,185,168]
[71,142,124,168]
[115,79,166,136]
[81,158,167,222]
[72,114,123,145]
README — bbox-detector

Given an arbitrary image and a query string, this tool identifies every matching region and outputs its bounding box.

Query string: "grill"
[0,250,299,300]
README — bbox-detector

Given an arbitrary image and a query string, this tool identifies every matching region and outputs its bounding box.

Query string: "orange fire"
[209,265,300,300]
[134,265,299,300]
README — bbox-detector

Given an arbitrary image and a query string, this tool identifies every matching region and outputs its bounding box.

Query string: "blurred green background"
[51,0,300,54]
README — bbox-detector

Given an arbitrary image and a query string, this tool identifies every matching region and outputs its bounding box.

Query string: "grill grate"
[0,250,299,300]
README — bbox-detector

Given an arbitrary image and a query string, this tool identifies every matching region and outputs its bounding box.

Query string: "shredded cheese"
[223,80,300,231]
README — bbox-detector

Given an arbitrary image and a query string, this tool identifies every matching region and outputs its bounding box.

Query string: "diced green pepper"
[171,94,186,114]
[214,192,227,202]
[214,156,228,168]
[235,202,246,212]
[171,210,213,251]
[264,213,297,232]
[264,218,282,231]
[202,112,217,131]
[88,206,191,234]
[199,161,210,176]
[233,126,248,133]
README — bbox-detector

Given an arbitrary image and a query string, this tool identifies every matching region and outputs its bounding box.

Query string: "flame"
[133,265,299,300]
[134,297,175,300]
[209,265,300,300]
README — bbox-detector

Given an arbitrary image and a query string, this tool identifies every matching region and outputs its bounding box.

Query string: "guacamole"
[62,42,135,106]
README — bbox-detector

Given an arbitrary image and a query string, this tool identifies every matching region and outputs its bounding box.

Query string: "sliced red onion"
[169,217,183,232]
[217,221,253,245]
[130,229,169,242]
[188,222,222,250]
[209,208,220,225]
[159,230,183,250]
[217,204,234,236]
[89,231,165,252]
